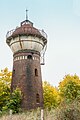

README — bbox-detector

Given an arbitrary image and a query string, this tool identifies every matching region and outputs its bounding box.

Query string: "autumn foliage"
[0,68,11,110]
[0,68,21,114]
[59,74,80,102]
[43,81,61,109]
[43,74,80,119]
[0,68,80,119]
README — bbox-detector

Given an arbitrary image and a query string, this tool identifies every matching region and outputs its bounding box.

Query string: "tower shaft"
[11,50,43,109]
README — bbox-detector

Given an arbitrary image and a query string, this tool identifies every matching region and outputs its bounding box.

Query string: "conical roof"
[12,22,42,38]
[6,20,47,45]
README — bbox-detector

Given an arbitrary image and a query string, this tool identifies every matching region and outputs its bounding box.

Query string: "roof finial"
[26,9,28,21]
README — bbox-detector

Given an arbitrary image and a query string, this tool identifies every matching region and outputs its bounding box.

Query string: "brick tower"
[6,11,47,110]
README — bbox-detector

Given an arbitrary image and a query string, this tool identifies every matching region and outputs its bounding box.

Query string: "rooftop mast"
[26,9,28,21]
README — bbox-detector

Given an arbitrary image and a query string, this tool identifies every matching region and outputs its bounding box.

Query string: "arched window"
[36,93,40,104]
[35,69,38,76]
[27,55,32,59]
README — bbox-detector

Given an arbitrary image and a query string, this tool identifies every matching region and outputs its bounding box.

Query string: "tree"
[51,74,80,120]
[43,81,61,109]
[0,68,12,110]
[0,68,22,113]
[58,74,80,102]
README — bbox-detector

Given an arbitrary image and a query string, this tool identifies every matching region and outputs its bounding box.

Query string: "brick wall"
[11,50,43,110]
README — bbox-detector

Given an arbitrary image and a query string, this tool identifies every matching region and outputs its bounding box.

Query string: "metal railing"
[6,28,47,40]
[39,29,47,39]
[6,29,15,38]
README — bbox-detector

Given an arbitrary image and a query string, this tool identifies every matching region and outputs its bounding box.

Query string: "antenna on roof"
[26,9,28,21]
[21,9,33,26]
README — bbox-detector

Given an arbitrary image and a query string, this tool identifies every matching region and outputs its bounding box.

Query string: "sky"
[0,0,80,87]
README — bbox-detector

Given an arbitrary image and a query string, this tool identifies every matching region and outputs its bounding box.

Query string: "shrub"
[2,88,22,113]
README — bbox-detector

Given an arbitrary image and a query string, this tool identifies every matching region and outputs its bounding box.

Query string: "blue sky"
[0,0,80,86]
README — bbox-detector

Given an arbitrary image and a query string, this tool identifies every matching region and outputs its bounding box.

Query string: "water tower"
[6,11,47,110]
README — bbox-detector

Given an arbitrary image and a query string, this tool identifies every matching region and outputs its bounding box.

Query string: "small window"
[23,56,24,59]
[35,69,38,76]
[25,56,27,59]
[13,69,15,74]
[20,56,23,60]
[17,57,19,60]
[36,93,40,104]
[27,55,32,59]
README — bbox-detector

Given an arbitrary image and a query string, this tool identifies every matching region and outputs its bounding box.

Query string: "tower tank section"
[6,18,47,110]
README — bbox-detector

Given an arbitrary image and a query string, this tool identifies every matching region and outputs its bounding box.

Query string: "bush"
[53,100,80,120]
[2,88,22,113]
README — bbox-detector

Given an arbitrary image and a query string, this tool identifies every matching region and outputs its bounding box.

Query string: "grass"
[0,109,55,120]
[1,105,80,120]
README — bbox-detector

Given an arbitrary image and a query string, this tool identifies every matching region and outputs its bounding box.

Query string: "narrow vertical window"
[13,69,15,74]
[36,93,40,104]
[35,69,38,76]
